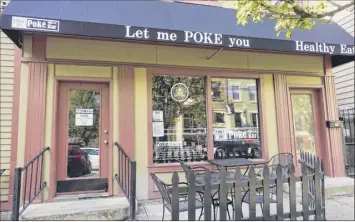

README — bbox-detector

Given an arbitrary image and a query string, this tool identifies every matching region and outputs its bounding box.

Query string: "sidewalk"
[135,194,355,221]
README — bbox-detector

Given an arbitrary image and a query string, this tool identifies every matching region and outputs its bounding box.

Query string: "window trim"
[147,67,267,168]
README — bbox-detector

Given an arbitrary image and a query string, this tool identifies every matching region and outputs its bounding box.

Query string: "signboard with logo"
[213,128,259,141]
[11,16,59,32]
[171,83,189,102]
[4,15,353,56]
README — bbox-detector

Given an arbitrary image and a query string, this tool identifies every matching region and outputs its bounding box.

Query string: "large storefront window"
[152,76,207,163]
[211,78,261,159]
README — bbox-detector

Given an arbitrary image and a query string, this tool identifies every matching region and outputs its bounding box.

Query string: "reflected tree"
[68,90,100,147]
[291,94,314,135]
[152,76,207,129]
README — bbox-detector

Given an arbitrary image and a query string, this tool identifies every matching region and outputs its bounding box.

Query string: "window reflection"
[67,90,100,178]
[291,94,316,158]
[211,78,261,159]
[152,76,207,163]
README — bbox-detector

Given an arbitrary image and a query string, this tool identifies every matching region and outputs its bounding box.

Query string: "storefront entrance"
[55,82,110,193]
[289,88,325,174]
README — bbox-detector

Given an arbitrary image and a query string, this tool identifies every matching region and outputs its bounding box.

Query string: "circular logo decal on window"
[171,83,189,102]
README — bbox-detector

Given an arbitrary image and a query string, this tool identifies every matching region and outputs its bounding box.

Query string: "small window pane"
[211,78,261,160]
[249,86,257,102]
[231,85,240,101]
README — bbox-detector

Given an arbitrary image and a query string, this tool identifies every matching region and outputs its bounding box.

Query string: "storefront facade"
[0,0,354,206]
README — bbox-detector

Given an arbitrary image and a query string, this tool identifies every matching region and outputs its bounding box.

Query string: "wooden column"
[273,74,292,154]
[323,56,345,177]
[23,35,48,201]
[118,66,135,159]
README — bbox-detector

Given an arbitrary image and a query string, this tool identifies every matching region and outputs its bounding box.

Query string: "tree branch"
[287,0,354,18]
[326,0,342,9]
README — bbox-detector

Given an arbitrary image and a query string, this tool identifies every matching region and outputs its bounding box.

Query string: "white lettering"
[228,37,250,48]
[27,20,47,29]
[184,31,193,42]
[157,32,177,41]
[295,41,304,51]
[203,33,213,44]
[296,41,337,54]
[157,32,169,40]
[228,38,236,47]
[125,26,135,38]
[235,39,243,46]
[143,28,150,39]
[340,44,354,55]
[215,34,223,45]
[329,45,335,54]
[243,39,250,47]
[136,30,144,38]
[170,33,177,41]
[194,32,203,43]
[309,44,316,52]
[125,26,150,39]
[304,44,310,51]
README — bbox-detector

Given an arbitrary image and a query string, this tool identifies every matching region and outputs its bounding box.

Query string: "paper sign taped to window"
[75,113,93,126]
[152,110,164,122]
[153,122,164,137]
[76,109,93,114]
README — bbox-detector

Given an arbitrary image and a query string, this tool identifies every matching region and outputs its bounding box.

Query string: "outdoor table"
[207,158,268,177]
[204,159,268,220]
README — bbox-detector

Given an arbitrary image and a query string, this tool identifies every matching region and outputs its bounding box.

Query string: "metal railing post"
[12,167,22,221]
[130,161,136,220]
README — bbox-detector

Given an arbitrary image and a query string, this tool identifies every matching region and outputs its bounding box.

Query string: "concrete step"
[20,197,130,220]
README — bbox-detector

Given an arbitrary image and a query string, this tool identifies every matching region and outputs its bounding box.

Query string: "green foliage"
[291,94,314,135]
[68,90,100,147]
[224,0,352,38]
[152,76,207,129]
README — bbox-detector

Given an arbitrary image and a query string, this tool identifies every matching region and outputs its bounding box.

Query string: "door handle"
[104,140,108,144]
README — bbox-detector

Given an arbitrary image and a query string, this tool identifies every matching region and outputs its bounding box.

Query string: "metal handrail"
[114,142,136,220]
[11,147,50,221]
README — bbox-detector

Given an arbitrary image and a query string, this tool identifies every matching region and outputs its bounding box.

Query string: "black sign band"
[1,15,354,56]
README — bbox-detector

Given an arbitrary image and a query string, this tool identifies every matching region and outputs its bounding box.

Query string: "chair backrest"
[150,173,171,204]
[179,161,191,182]
[268,153,293,177]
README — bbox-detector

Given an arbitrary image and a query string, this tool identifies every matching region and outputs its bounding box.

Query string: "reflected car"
[67,145,92,177]
[81,148,99,170]
[213,139,261,159]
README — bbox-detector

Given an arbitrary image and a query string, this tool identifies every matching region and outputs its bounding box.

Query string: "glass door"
[289,89,323,172]
[56,82,109,193]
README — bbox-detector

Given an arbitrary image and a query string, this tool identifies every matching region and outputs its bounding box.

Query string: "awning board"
[1,0,354,65]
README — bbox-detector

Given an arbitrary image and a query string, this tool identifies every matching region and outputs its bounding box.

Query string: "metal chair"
[241,153,294,217]
[256,153,294,178]
[150,173,204,220]
[179,161,236,220]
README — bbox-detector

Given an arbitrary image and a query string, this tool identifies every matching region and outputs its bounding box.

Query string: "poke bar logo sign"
[12,16,59,32]
[9,16,354,56]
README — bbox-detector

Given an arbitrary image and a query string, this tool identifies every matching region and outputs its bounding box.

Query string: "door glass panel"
[291,94,316,158]
[67,89,100,178]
